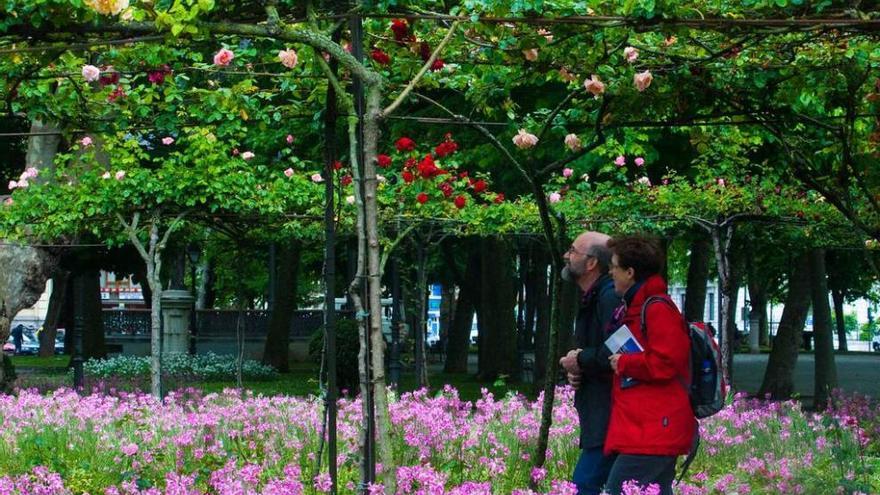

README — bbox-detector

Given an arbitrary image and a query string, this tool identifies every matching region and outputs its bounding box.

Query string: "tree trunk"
[810,248,837,409]
[413,243,429,388]
[363,85,395,492]
[79,269,106,360]
[444,242,480,374]
[197,257,215,310]
[39,271,69,357]
[478,236,518,381]
[262,239,301,372]
[759,252,812,399]
[746,252,769,352]
[0,245,56,345]
[710,224,737,388]
[532,251,551,390]
[830,289,847,353]
[439,283,454,357]
[684,235,711,323]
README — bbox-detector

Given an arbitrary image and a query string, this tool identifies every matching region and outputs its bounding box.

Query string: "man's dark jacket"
[574,274,620,449]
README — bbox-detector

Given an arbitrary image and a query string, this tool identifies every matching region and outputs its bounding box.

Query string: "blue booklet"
[604,325,643,388]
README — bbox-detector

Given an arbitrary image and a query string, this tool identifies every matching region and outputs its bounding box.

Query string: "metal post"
[390,257,402,387]
[189,262,198,355]
[71,274,84,391]
[323,27,341,494]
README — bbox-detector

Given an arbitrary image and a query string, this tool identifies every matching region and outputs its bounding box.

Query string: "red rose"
[454,195,466,209]
[430,59,445,71]
[395,137,416,152]
[494,193,505,204]
[391,19,409,43]
[473,179,487,193]
[418,154,439,178]
[371,49,391,65]
[439,182,453,198]
[434,140,458,157]
[417,192,428,204]
[377,154,392,168]
[99,70,120,87]
[402,170,414,183]
[341,175,353,186]
[107,85,126,102]
[419,42,432,61]
[404,158,417,169]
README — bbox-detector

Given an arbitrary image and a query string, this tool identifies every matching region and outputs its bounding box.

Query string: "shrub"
[83,352,278,382]
[309,318,360,395]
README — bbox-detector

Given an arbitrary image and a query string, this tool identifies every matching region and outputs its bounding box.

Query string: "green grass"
[10,355,69,368]
[7,355,537,403]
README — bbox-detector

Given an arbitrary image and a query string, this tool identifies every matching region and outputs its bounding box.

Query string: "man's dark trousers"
[573,446,616,495]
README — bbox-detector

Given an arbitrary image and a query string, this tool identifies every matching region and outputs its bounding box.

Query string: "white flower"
[82,65,101,82]
[8,180,18,189]
[623,46,639,63]
[115,171,126,180]
[102,172,111,180]
[241,151,255,160]
[376,175,386,183]
[161,137,175,145]
[512,129,539,149]
[345,195,356,205]
[637,176,651,186]
[311,173,324,183]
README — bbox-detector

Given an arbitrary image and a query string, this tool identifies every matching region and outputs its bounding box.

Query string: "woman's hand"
[609,353,622,374]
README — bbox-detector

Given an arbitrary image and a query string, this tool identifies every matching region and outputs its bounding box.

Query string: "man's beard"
[561,264,578,282]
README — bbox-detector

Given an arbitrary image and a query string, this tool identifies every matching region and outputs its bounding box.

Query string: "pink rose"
[558,67,578,82]
[161,137,174,145]
[634,157,645,167]
[614,156,626,167]
[24,167,39,179]
[512,129,539,149]
[16,179,29,189]
[213,48,234,66]
[278,49,298,69]
[8,180,18,189]
[311,173,324,183]
[115,171,126,180]
[583,74,605,97]
[717,178,726,187]
[564,133,581,151]
[241,151,255,160]
[623,47,639,63]
[284,168,294,178]
[286,134,294,144]
[634,70,653,92]
[82,65,101,82]
[522,48,539,62]
[562,168,574,178]
[548,192,562,203]
[81,136,93,147]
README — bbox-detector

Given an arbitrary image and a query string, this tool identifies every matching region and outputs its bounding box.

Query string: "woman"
[603,236,695,495]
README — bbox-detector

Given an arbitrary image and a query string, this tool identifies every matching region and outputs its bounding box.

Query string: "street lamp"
[186,244,200,356]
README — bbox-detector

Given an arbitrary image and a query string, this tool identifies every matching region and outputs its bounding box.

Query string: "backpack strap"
[639,295,692,390]
[676,430,701,483]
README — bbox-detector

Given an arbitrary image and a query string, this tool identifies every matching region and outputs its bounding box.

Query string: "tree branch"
[382,21,459,118]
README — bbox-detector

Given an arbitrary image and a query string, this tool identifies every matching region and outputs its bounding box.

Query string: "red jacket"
[604,275,696,456]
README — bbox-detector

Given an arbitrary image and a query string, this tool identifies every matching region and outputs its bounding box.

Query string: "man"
[559,231,620,495]
[11,324,24,354]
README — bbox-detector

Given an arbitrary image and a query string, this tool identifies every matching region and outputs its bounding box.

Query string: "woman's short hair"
[608,236,665,282]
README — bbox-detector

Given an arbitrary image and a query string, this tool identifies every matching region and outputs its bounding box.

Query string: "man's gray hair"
[587,242,611,272]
